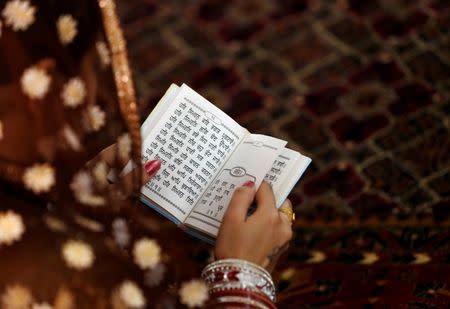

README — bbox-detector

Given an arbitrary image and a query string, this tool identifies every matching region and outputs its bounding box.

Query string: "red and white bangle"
[202,259,276,304]
[208,289,276,308]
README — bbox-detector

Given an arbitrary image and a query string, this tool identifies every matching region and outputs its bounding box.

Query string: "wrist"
[202,258,276,305]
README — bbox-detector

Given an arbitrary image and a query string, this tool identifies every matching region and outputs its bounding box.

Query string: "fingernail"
[243,180,254,188]
[144,160,161,177]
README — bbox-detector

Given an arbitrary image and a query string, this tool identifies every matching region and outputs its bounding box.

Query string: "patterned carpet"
[119,0,450,307]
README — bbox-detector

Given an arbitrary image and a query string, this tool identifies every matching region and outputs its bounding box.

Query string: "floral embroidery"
[0,210,25,245]
[133,238,161,270]
[117,133,131,161]
[57,14,78,45]
[2,0,36,31]
[118,280,146,308]
[71,170,94,194]
[23,163,55,194]
[61,240,95,270]
[70,171,105,207]
[1,284,33,308]
[61,77,86,108]
[96,41,111,67]
[20,66,52,100]
[179,279,209,308]
[92,161,108,188]
[85,105,106,132]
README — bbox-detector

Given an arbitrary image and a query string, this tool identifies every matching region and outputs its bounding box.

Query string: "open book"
[139,84,311,242]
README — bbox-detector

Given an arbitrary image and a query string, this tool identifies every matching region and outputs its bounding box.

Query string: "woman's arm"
[204,181,294,308]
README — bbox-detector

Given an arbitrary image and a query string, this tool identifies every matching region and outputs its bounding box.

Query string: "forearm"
[202,259,277,309]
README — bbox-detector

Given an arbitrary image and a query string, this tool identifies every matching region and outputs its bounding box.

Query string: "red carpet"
[119,1,450,307]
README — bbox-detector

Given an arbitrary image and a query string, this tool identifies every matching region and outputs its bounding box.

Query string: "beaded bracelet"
[201,259,276,303]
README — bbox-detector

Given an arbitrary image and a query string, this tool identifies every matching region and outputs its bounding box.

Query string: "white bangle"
[201,258,276,302]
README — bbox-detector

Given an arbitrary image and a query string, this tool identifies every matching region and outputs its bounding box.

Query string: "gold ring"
[279,206,295,223]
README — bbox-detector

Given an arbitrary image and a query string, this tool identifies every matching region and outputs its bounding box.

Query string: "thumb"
[223,181,256,223]
[111,159,161,196]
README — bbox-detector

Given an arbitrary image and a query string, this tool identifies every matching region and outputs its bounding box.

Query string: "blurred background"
[117,0,450,307]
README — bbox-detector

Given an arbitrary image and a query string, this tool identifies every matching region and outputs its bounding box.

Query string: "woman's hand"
[94,143,161,194]
[215,181,293,270]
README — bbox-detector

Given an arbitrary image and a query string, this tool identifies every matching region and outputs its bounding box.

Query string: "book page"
[141,84,248,222]
[141,84,180,138]
[185,134,287,236]
[118,84,181,180]
[265,148,311,208]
